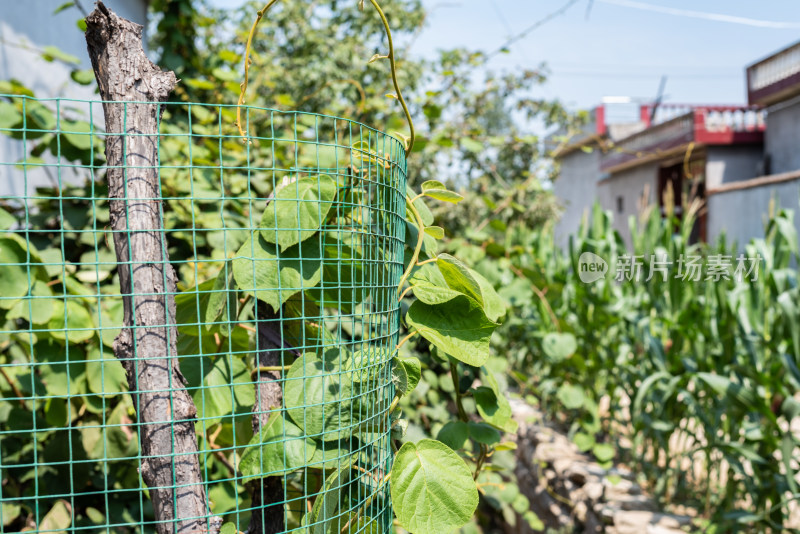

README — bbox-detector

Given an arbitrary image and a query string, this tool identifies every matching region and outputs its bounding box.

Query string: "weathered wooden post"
[85,3,220,533]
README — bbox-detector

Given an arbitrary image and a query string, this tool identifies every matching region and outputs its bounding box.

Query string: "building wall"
[765,97,800,175]
[707,178,800,250]
[597,163,658,247]
[705,145,763,189]
[0,0,149,197]
[553,148,602,249]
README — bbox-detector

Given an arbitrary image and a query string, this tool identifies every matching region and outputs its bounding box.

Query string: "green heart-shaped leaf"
[233,233,323,310]
[204,261,238,335]
[436,421,469,450]
[436,254,483,307]
[239,413,317,481]
[48,299,95,343]
[181,354,254,426]
[260,175,337,252]
[406,295,497,367]
[284,351,357,439]
[391,439,478,534]
[85,346,127,397]
[392,356,421,396]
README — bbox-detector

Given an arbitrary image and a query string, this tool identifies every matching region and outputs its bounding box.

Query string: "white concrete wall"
[708,179,800,250]
[0,0,148,197]
[597,163,658,247]
[765,97,800,175]
[705,145,763,189]
[553,148,602,249]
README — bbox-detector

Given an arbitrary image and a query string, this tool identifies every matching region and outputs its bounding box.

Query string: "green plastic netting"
[0,94,407,533]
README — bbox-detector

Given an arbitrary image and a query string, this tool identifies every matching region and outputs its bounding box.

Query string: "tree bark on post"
[249,304,289,534]
[246,178,303,534]
[85,3,220,533]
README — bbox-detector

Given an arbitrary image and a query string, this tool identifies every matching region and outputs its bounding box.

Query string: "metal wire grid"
[0,95,407,533]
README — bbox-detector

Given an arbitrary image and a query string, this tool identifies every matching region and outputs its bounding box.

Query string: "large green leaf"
[85,346,127,397]
[181,355,255,426]
[406,295,497,367]
[6,280,57,324]
[473,386,517,433]
[467,422,501,445]
[284,351,359,439]
[48,299,95,343]
[468,268,505,322]
[0,102,22,130]
[309,438,354,469]
[392,356,421,396]
[309,234,382,312]
[176,279,215,336]
[233,232,323,310]
[260,175,337,252]
[0,235,41,307]
[35,338,86,397]
[436,254,483,307]
[436,421,469,450]
[238,413,316,482]
[391,439,478,534]
[420,181,463,204]
[411,281,464,306]
[204,261,238,336]
[80,398,138,459]
[556,383,586,410]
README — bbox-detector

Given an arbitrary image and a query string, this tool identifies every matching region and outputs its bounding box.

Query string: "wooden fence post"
[85,3,220,533]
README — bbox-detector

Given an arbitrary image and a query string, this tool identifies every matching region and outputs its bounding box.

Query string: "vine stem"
[388,395,400,415]
[396,330,418,351]
[398,284,414,301]
[0,367,25,407]
[368,0,415,152]
[250,364,292,379]
[236,0,280,139]
[473,444,489,481]
[235,0,415,154]
[396,197,427,298]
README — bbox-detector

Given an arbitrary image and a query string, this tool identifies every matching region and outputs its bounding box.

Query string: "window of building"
[616,195,624,213]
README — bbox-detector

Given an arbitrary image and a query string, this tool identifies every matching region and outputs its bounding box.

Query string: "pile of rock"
[510,399,694,534]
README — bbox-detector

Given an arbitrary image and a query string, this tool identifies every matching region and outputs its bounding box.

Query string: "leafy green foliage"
[302,460,355,534]
[0,0,553,530]
[284,350,361,438]
[238,413,315,481]
[391,439,479,533]
[452,195,800,529]
[260,176,337,252]
[392,356,421,396]
[233,233,324,310]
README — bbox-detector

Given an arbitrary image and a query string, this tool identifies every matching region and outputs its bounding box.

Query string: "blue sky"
[212,0,800,112]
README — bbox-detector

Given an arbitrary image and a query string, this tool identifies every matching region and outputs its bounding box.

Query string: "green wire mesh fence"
[0,95,407,533]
